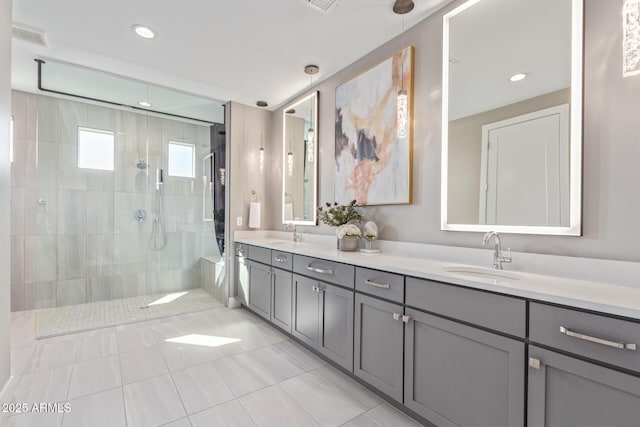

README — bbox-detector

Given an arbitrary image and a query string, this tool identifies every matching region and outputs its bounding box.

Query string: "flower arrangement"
[318,200,364,251]
[317,200,363,227]
[336,224,362,239]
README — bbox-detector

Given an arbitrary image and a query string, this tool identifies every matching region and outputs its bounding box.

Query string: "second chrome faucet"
[285,223,301,242]
[482,231,512,270]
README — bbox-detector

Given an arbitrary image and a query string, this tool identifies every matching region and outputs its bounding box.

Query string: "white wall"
[0,0,13,388]
[264,0,640,262]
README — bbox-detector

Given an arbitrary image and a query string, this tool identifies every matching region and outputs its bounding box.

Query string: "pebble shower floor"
[35,289,224,338]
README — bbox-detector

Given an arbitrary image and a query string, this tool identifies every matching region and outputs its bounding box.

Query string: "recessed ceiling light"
[509,73,528,82]
[138,101,152,107]
[132,25,156,39]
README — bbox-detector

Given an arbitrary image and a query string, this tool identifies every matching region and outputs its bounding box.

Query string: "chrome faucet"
[285,223,301,242]
[482,231,512,270]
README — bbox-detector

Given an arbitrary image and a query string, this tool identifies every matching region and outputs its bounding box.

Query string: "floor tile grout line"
[337,402,385,426]
[158,329,191,422]
[167,369,190,422]
[236,397,260,427]
[60,361,75,426]
[277,381,329,426]
[116,339,129,427]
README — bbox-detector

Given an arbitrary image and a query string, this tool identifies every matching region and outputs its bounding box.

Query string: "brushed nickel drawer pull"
[275,256,287,263]
[365,279,390,289]
[559,326,637,351]
[306,264,334,275]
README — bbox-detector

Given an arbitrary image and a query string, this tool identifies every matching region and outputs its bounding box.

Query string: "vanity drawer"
[247,245,272,265]
[236,243,248,258]
[355,267,404,303]
[530,303,640,373]
[271,251,293,271]
[293,255,355,289]
[406,277,526,338]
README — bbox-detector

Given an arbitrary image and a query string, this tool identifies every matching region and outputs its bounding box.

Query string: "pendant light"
[395,6,413,139]
[259,133,265,174]
[304,65,319,163]
[287,138,294,177]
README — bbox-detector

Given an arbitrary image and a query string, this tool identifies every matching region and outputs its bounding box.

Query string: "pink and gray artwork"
[334,46,413,206]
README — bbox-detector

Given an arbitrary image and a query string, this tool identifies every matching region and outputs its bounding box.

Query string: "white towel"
[284,203,294,221]
[249,202,261,229]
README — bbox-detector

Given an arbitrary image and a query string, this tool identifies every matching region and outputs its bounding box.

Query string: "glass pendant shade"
[307,128,315,162]
[397,89,408,139]
[259,147,265,173]
[287,152,294,177]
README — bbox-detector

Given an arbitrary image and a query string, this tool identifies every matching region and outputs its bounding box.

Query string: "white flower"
[336,224,361,239]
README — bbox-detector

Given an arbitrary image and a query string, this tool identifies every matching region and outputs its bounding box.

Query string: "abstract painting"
[335,46,413,205]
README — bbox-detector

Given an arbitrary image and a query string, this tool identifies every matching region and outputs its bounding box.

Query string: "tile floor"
[2,307,423,427]
[34,289,225,338]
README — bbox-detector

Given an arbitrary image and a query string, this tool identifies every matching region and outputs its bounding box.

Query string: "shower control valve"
[134,209,147,223]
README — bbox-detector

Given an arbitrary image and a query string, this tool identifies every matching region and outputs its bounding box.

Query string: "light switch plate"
[236,216,243,226]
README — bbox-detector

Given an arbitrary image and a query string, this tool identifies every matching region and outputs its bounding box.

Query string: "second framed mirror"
[282,91,318,225]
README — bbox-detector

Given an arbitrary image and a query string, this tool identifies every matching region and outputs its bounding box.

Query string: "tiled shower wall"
[10,90,219,311]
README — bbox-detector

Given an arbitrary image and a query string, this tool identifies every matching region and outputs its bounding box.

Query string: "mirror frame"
[282,91,319,225]
[440,0,583,236]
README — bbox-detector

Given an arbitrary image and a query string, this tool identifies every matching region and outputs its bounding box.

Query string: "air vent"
[307,0,338,13]
[12,23,48,47]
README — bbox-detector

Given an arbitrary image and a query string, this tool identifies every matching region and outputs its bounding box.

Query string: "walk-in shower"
[10,71,227,336]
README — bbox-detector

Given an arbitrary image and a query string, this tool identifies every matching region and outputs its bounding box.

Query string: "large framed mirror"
[441,0,583,235]
[282,91,318,225]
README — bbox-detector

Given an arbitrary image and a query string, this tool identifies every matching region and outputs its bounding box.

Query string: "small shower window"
[77,127,115,171]
[168,141,195,178]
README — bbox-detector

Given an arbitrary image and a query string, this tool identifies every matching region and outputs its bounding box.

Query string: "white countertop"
[234,231,640,321]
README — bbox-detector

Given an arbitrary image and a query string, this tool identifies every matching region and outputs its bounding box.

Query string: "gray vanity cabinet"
[246,259,271,320]
[318,283,354,371]
[292,274,354,370]
[354,293,404,402]
[528,345,640,427]
[404,308,525,427]
[271,267,292,333]
[528,303,640,426]
[292,274,320,348]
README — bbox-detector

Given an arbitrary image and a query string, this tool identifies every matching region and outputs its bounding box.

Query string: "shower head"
[136,160,149,170]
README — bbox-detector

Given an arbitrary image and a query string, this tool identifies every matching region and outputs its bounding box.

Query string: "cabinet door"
[528,345,640,427]
[235,256,249,306]
[318,283,354,371]
[292,274,320,348]
[354,293,404,402]
[405,309,524,427]
[247,260,271,320]
[271,268,292,333]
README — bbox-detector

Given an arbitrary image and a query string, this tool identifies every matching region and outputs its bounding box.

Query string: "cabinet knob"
[402,315,411,323]
[392,313,402,321]
[528,357,541,370]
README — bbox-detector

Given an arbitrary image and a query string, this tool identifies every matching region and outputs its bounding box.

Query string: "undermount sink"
[263,239,291,245]
[443,265,522,281]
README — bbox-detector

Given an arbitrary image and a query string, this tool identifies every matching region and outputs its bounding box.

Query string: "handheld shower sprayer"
[155,168,164,190]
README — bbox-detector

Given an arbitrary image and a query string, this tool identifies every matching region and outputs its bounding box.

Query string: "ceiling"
[12,0,453,110]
